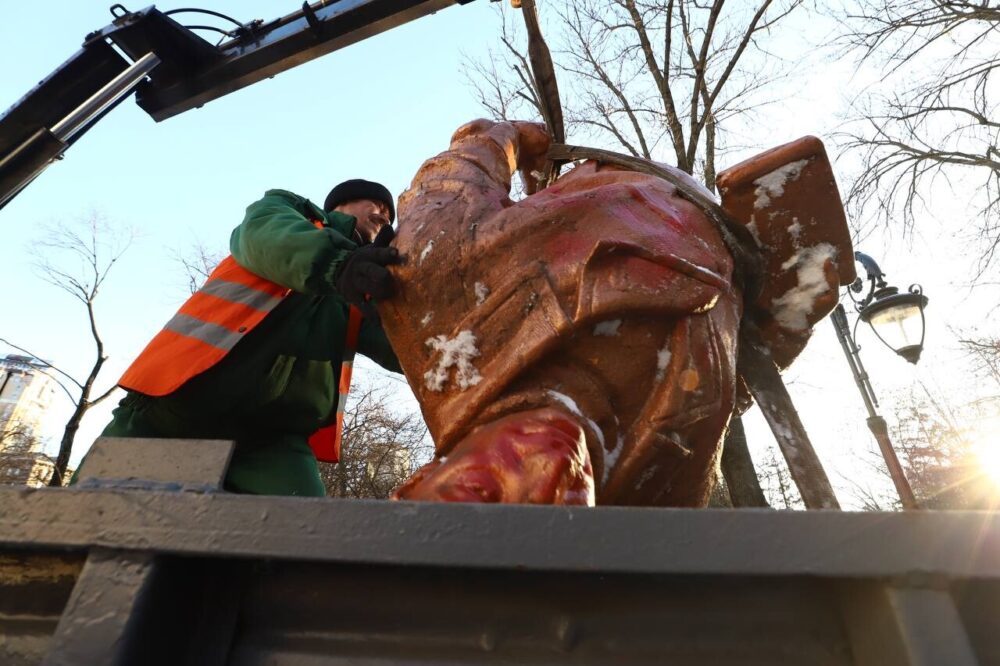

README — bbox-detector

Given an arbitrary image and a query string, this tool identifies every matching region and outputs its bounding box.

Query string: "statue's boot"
[392,407,595,505]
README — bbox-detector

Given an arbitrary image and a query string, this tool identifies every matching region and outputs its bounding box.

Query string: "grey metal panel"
[887,586,979,666]
[42,549,157,666]
[839,581,982,666]
[74,437,233,490]
[0,552,84,666]
[229,563,855,665]
[839,582,912,666]
[3,549,995,666]
[954,581,1000,666]
[1,487,998,579]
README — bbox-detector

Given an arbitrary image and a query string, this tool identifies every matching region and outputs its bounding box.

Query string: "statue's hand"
[445,119,552,194]
[511,121,551,194]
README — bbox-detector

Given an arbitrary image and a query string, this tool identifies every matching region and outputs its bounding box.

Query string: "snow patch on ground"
[474,282,490,306]
[420,312,433,327]
[753,159,810,210]
[655,345,672,382]
[771,243,836,330]
[545,390,605,448]
[592,319,622,336]
[419,240,435,264]
[423,330,482,392]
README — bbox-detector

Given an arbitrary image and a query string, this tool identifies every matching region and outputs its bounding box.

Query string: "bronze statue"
[380,119,853,507]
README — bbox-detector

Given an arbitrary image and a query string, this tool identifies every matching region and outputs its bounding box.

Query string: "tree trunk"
[703,113,717,190]
[48,329,105,486]
[720,416,769,507]
[49,402,88,486]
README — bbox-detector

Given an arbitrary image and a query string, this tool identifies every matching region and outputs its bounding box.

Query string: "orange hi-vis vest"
[119,255,290,396]
[119,222,364,464]
[308,306,363,464]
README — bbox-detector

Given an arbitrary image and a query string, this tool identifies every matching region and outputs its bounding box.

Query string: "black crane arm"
[0,0,476,210]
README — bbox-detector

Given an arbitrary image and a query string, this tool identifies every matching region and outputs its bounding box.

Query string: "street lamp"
[830,251,929,510]
[851,252,929,364]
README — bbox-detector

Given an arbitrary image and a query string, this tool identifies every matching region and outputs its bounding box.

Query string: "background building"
[1,353,57,449]
[0,354,58,486]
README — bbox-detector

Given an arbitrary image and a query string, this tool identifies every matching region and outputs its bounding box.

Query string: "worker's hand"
[335,225,401,315]
[369,223,395,250]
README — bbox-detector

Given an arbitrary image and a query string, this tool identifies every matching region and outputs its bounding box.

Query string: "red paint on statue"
[393,408,594,505]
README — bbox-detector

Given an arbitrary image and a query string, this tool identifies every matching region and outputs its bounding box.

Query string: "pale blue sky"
[1,1,996,506]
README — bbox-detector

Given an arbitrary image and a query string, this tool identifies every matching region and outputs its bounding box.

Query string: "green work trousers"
[85,393,326,497]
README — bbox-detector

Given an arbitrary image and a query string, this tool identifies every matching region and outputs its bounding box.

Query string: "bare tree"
[172,240,225,294]
[2,214,135,486]
[838,443,901,511]
[0,419,41,455]
[758,443,804,509]
[0,419,55,487]
[838,1,1000,273]
[837,340,1000,511]
[872,381,1000,510]
[318,382,432,499]
[960,335,1000,384]
[468,0,803,189]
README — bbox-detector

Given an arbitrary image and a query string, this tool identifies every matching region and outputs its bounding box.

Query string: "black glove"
[335,225,401,316]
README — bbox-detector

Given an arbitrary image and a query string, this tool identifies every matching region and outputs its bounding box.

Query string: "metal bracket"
[301,1,326,39]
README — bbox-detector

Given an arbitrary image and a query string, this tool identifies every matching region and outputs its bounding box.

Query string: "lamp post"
[831,251,928,510]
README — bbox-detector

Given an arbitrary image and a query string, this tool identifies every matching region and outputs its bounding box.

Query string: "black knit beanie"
[323,179,395,222]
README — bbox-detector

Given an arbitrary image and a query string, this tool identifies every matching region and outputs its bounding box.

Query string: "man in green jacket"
[87,180,403,497]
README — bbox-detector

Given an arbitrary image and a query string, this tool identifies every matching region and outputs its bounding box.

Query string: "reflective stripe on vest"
[118,256,290,396]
